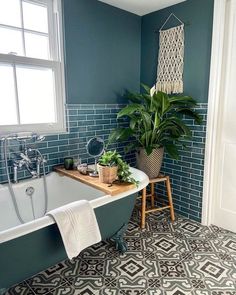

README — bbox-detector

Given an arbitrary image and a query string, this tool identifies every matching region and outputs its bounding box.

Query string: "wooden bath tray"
[54,166,135,196]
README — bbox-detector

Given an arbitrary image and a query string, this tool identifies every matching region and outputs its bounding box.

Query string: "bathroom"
[0,0,236,294]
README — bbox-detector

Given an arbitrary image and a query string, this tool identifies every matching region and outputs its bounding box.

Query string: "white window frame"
[0,0,66,135]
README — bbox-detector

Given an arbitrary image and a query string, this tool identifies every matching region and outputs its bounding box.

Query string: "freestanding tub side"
[0,193,137,290]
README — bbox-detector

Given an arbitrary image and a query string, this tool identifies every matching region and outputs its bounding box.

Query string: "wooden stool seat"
[140,175,175,228]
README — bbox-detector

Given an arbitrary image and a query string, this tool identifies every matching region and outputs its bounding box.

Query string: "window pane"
[23,1,48,33]
[0,27,24,55]
[25,32,49,59]
[0,0,21,27]
[16,66,56,124]
[0,64,18,125]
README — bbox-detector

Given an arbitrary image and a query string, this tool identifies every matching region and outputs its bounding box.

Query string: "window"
[0,0,65,134]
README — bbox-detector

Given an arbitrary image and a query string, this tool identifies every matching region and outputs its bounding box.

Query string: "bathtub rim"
[0,167,148,243]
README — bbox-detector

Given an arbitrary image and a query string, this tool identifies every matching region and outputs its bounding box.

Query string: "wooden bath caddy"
[54,166,135,196]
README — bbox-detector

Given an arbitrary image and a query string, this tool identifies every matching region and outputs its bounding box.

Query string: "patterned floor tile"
[142,233,192,260]
[182,253,236,291]
[186,238,217,253]
[161,277,193,294]
[193,292,236,295]
[209,225,235,238]
[191,288,236,295]
[159,260,186,278]
[147,220,173,234]
[139,288,164,295]
[3,281,34,295]
[69,276,104,294]
[5,206,236,295]
[145,211,170,226]
[211,235,236,262]
[124,220,143,238]
[95,277,136,295]
[124,237,146,252]
[25,261,69,294]
[46,281,74,295]
[100,251,160,279]
[60,258,106,294]
[79,240,118,260]
[171,219,211,239]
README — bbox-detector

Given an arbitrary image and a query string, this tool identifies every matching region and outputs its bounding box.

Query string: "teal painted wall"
[63,0,141,104]
[141,0,214,102]
[63,0,213,104]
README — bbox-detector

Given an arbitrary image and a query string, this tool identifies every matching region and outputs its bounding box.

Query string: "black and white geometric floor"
[5,206,236,295]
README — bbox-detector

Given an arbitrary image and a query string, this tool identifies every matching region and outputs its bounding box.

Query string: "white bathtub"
[0,167,149,244]
[0,167,149,290]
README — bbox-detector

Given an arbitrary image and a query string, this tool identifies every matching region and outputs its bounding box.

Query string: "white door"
[211,0,236,232]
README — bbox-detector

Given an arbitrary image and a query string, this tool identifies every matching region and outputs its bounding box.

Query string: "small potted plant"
[98,150,137,185]
[108,84,202,179]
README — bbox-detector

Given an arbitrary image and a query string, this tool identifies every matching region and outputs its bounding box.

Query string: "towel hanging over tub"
[47,200,101,259]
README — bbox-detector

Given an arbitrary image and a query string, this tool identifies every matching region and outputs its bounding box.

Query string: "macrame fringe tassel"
[156,81,183,95]
[156,24,184,95]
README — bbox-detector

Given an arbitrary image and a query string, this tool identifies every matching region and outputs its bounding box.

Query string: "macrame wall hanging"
[154,13,185,95]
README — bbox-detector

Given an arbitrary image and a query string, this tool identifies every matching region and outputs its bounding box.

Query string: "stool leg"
[151,183,155,208]
[166,176,175,221]
[141,187,147,229]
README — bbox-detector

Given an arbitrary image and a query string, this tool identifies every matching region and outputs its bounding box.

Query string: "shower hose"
[3,137,48,224]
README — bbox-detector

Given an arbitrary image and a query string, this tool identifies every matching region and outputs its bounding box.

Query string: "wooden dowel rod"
[145,206,171,213]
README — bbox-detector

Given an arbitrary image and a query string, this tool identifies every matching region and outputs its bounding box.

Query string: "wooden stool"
[141,175,175,229]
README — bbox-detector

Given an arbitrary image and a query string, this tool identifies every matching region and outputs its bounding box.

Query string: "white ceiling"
[98,0,186,16]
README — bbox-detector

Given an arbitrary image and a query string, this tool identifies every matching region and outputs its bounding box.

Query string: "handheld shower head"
[36,135,45,142]
[16,133,45,142]
[16,132,35,140]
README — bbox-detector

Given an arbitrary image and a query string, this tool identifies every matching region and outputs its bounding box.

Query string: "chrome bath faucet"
[13,148,47,183]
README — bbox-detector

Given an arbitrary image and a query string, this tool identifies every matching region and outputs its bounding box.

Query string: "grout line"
[25,281,37,295]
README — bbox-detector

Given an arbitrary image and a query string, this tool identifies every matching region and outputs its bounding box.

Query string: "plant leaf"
[160,92,170,115]
[161,116,192,137]
[117,104,144,118]
[108,128,133,144]
[141,83,151,94]
[165,144,179,160]
[125,91,143,103]
[169,95,197,105]
[140,130,152,146]
[145,145,153,156]
[141,111,152,131]
[129,116,139,130]
[151,92,162,112]
[176,108,203,124]
[124,142,139,153]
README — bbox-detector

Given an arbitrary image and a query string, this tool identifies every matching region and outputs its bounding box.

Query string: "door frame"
[201,0,228,226]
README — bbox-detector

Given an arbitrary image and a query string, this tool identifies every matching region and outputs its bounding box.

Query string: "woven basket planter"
[136,147,164,179]
[98,164,118,184]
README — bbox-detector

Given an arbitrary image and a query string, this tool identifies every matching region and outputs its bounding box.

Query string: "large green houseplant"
[109,84,202,178]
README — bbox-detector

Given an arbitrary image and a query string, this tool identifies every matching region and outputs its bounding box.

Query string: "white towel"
[47,200,101,259]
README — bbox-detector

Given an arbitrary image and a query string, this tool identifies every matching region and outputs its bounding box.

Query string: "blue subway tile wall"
[0,103,207,222]
[0,104,135,184]
[156,103,208,222]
